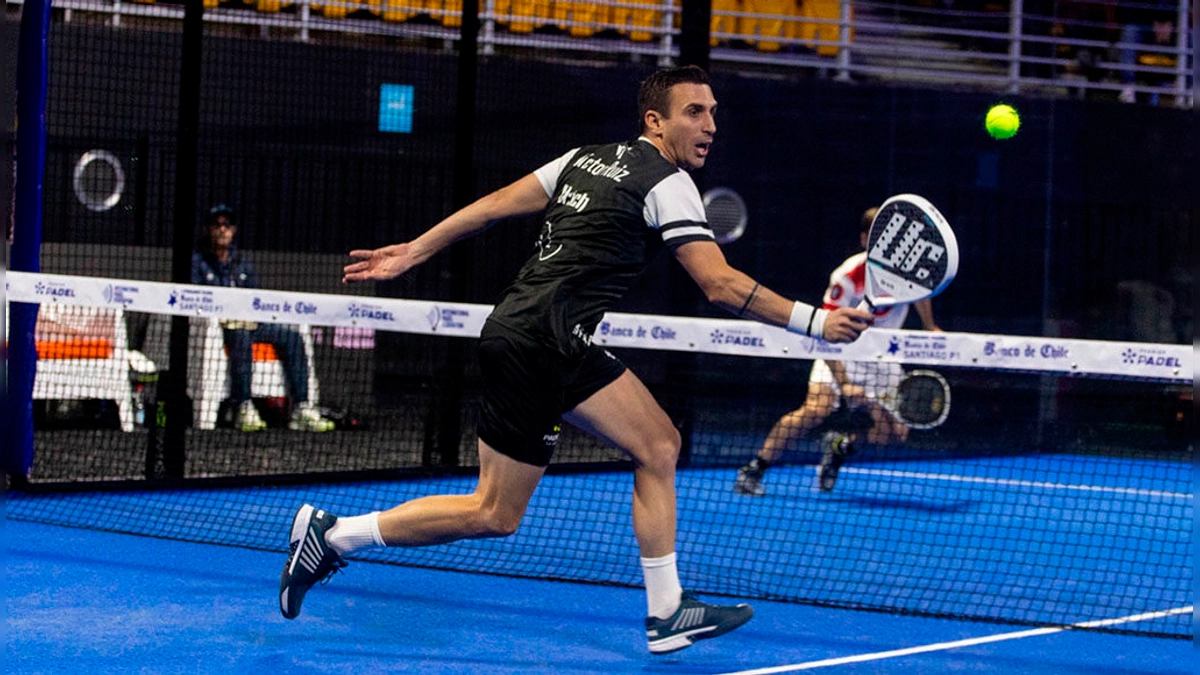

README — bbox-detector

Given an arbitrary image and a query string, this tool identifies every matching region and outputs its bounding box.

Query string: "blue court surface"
[7,517,1191,674]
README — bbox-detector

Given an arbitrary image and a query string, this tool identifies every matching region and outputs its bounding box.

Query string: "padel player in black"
[279,65,873,655]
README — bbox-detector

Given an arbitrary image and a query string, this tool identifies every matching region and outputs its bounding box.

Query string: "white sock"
[641,552,683,619]
[325,512,385,556]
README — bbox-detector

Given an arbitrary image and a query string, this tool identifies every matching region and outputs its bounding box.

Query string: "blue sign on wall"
[378,84,414,133]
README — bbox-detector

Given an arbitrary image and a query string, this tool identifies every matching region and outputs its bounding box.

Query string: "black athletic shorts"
[476,321,627,467]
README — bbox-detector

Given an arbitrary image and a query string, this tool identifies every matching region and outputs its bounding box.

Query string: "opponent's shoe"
[733,464,765,497]
[816,433,856,492]
[289,403,335,433]
[235,400,267,432]
[645,591,754,654]
[279,504,346,619]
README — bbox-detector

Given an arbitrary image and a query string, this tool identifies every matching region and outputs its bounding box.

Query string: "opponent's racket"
[889,369,952,429]
[703,187,748,245]
[862,194,958,310]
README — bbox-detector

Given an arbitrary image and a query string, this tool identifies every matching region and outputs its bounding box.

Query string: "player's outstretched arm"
[343,173,549,283]
[673,240,872,343]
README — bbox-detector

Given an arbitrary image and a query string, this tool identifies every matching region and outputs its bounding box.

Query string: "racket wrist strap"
[786,301,829,339]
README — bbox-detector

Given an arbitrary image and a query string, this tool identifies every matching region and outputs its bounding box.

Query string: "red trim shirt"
[823,252,911,329]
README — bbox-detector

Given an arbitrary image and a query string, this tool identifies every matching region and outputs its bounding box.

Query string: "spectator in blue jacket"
[192,204,334,432]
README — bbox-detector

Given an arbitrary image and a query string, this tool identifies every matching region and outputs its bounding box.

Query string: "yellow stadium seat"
[440,0,462,27]
[798,0,850,56]
[312,0,349,18]
[710,0,742,46]
[381,0,415,22]
[612,0,660,42]
[744,0,796,52]
[494,0,552,34]
[559,1,607,37]
[256,0,289,13]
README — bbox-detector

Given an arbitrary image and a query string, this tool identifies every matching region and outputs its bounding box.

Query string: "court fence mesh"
[6,271,1192,639]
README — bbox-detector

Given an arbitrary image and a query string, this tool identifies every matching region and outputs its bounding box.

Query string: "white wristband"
[786,301,829,339]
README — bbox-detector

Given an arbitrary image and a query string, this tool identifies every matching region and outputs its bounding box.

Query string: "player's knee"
[474,504,523,538]
[640,428,681,473]
[465,497,523,538]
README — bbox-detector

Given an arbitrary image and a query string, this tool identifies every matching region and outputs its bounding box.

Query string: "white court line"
[716,606,1193,675]
[843,468,1192,500]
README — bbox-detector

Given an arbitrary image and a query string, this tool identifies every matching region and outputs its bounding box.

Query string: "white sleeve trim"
[533,148,581,198]
[643,170,707,230]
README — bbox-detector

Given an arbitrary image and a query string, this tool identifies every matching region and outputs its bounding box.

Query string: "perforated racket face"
[702,187,748,245]
[864,194,959,308]
[896,369,951,429]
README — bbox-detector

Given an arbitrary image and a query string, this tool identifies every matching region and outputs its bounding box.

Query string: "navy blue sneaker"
[279,504,346,619]
[734,464,765,496]
[645,591,754,654]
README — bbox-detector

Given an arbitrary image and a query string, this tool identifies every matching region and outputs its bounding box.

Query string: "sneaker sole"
[280,504,316,619]
[647,605,754,654]
[288,504,315,549]
[648,628,715,654]
[288,423,335,432]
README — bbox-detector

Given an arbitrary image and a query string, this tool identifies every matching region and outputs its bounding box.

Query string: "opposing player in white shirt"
[735,207,942,496]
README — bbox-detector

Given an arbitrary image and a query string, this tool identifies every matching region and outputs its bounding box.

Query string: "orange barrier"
[34,339,115,360]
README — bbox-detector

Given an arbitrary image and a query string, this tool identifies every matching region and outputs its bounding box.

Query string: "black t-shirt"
[486,138,715,357]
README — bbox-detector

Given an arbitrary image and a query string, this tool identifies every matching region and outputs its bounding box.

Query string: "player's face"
[656,83,717,171]
[207,216,236,249]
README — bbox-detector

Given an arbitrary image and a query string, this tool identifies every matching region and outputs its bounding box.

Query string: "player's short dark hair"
[638,65,710,133]
[860,207,878,234]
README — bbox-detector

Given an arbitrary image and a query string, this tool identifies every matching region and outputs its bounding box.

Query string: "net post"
[148,0,205,480]
[5,0,52,479]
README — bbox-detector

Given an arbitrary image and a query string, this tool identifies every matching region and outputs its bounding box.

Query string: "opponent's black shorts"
[476,321,627,467]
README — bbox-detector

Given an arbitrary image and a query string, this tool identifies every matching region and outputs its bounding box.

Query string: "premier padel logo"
[1121,348,1181,369]
[33,281,77,298]
[709,329,764,348]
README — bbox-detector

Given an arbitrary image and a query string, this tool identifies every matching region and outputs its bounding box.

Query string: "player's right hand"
[822,307,873,343]
[343,243,417,283]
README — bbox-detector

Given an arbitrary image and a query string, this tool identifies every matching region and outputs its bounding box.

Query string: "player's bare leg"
[566,370,753,653]
[865,404,909,446]
[376,441,546,546]
[280,439,544,619]
[736,383,836,496]
[566,370,680,558]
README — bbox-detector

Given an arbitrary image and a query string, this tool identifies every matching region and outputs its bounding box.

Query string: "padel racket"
[885,369,952,429]
[702,187,748,245]
[862,194,958,310]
